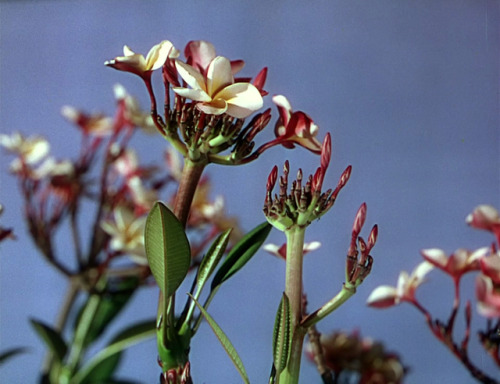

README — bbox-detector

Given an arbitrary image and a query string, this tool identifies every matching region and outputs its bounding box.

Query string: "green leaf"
[145,202,191,297]
[179,229,232,334]
[272,293,291,374]
[78,352,121,384]
[30,319,67,363]
[211,222,272,290]
[72,320,156,384]
[74,278,139,348]
[0,347,29,365]
[196,228,232,293]
[189,294,250,384]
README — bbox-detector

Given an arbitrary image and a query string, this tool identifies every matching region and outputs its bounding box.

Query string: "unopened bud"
[320,133,332,172]
[367,224,378,251]
[267,165,278,192]
[352,203,367,237]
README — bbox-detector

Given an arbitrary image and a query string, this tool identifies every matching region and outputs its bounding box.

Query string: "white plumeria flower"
[476,274,500,318]
[0,132,49,165]
[173,56,263,119]
[366,261,434,308]
[105,40,179,78]
[101,206,147,263]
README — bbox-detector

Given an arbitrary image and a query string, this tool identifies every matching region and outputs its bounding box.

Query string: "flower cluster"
[105,40,326,165]
[263,133,352,231]
[367,205,500,382]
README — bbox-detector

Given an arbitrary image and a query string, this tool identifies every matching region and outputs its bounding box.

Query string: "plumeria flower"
[105,40,179,79]
[263,241,321,260]
[420,247,489,280]
[272,95,322,154]
[466,205,500,245]
[366,261,434,308]
[0,132,49,166]
[101,206,147,263]
[476,274,500,318]
[61,106,114,137]
[173,56,263,119]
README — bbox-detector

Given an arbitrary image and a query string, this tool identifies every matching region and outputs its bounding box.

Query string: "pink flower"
[466,205,500,245]
[272,95,322,154]
[173,56,263,118]
[476,274,500,318]
[366,261,434,308]
[105,41,179,79]
[420,247,488,280]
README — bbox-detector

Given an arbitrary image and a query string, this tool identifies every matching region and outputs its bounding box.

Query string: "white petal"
[413,261,434,281]
[175,60,206,91]
[420,248,448,267]
[206,56,233,96]
[145,40,175,71]
[215,83,263,118]
[172,87,211,102]
[123,45,135,56]
[196,100,227,116]
[366,285,398,307]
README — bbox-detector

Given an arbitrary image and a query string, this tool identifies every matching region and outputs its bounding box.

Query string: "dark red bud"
[267,165,278,192]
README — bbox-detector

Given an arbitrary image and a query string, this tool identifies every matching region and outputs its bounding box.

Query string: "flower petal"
[172,87,212,102]
[366,286,398,308]
[272,95,292,127]
[196,99,228,116]
[185,40,216,72]
[145,40,177,71]
[420,248,448,268]
[215,83,263,118]
[206,56,234,95]
[175,60,206,92]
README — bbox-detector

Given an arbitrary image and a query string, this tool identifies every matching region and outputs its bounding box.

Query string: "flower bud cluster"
[345,203,378,288]
[263,133,351,231]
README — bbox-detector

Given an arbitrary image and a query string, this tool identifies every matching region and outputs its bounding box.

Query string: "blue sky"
[1,1,499,383]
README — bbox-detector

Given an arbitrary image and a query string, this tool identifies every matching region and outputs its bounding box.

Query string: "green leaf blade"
[189,294,250,384]
[196,228,232,295]
[211,222,272,290]
[30,319,68,363]
[145,202,191,297]
[73,320,156,384]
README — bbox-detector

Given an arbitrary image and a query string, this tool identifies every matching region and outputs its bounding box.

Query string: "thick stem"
[173,159,206,227]
[279,226,306,384]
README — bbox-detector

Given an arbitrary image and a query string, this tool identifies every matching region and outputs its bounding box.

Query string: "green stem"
[279,226,306,384]
[301,285,356,329]
[60,278,107,383]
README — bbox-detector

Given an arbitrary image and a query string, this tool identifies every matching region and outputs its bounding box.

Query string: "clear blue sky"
[1,1,499,383]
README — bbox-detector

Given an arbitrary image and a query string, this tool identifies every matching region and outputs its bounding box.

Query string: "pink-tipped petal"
[366,286,398,308]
